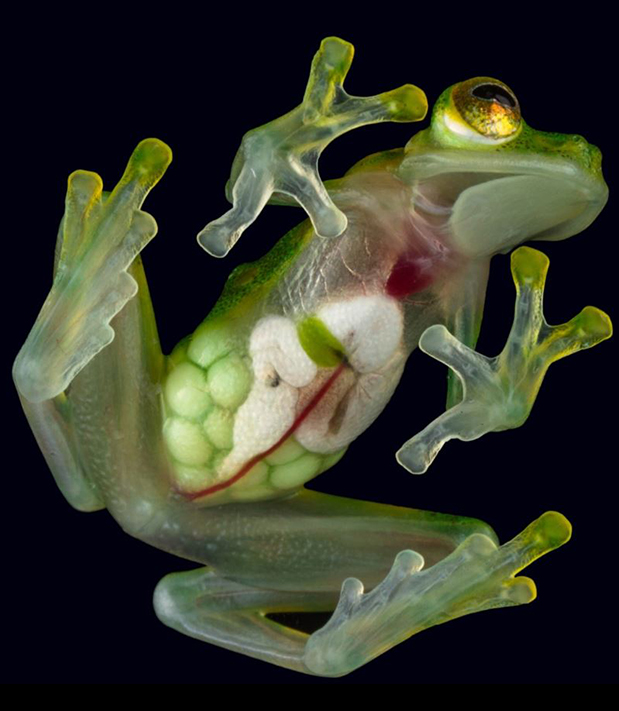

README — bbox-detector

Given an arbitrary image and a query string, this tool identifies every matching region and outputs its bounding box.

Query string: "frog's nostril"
[566,134,602,173]
[570,134,587,148]
[587,143,603,174]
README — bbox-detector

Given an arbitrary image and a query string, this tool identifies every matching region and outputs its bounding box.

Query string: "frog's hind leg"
[154,568,339,675]
[153,504,570,677]
[13,140,172,513]
[303,511,569,676]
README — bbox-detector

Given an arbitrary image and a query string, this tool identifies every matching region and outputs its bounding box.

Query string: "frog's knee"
[13,353,45,403]
[458,516,499,547]
[113,496,164,540]
[152,574,177,623]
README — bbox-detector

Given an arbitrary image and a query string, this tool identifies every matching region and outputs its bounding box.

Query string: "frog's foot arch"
[196,36,427,258]
[13,139,172,403]
[153,511,570,677]
[397,246,612,474]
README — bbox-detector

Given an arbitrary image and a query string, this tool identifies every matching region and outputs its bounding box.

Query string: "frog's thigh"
[148,490,497,592]
[153,507,568,676]
[154,567,336,674]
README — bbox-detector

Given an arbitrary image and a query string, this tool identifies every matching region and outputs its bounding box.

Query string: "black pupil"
[471,84,516,108]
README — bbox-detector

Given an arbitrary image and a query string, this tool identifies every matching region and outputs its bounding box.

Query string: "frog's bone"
[397,246,612,474]
[197,37,427,258]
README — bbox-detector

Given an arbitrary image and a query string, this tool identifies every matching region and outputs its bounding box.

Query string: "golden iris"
[452,78,521,139]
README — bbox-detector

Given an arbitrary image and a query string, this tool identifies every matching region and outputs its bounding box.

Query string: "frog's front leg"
[154,568,338,675]
[397,246,612,474]
[197,36,427,257]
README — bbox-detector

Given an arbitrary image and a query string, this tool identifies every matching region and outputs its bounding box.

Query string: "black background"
[5,12,617,684]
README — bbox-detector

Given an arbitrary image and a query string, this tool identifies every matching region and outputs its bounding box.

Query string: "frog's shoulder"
[204,146,407,325]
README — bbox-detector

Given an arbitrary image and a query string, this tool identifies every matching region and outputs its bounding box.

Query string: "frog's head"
[399,77,608,257]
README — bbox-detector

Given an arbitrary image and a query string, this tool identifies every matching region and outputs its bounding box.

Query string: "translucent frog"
[13,37,612,677]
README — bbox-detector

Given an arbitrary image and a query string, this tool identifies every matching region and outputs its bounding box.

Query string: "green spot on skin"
[165,362,212,419]
[297,316,346,367]
[207,221,315,322]
[164,418,213,466]
[207,353,252,410]
[344,148,404,177]
[203,407,234,450]
[271,452,322,490]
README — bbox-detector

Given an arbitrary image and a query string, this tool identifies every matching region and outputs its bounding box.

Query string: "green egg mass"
[162,329,348,503]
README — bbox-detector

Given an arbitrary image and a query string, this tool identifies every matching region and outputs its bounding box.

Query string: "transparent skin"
[13,37,612,676]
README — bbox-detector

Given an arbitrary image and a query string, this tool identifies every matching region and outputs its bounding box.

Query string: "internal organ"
[222,317,316,475]
[386,252,436,299]
[225,294,405,474]
[295,295,405,452]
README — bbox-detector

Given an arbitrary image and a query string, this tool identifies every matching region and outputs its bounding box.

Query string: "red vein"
[184,362,346,500]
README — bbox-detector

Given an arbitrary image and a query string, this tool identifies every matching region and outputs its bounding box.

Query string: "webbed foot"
[397,246,612,474]
[13,139,172,402]
[197,36,427,258]
[303,511,570,677]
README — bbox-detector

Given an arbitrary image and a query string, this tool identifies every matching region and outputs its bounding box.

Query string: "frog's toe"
[197,161,272,258]
[396,403,491,474]
[14,140,171,402]
[303,512,569,677]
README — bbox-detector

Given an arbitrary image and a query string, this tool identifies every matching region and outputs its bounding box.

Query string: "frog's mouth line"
[403,151,608,245]
[183,362,347,501]
[411,169,607,254]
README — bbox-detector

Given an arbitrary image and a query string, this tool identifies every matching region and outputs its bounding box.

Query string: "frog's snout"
[563,134,604,178]
[585,142,603,176]
[567,133,587,147]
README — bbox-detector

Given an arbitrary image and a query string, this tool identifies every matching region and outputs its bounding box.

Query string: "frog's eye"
[446,77,521,143]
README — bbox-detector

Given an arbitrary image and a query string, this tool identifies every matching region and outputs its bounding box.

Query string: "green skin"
[13,37,612,676]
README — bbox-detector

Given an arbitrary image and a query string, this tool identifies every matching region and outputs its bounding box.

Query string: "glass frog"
[13,37,612,677]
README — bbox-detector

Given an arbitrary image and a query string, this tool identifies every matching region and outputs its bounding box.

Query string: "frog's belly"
[164,294,404,504]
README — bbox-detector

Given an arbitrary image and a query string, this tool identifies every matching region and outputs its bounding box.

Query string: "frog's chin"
[401,151,608,258]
